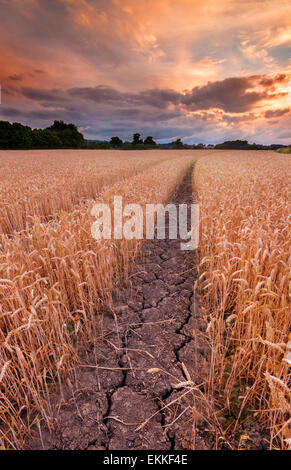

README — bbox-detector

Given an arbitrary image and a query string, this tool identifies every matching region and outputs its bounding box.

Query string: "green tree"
[110,136,123,148]
[173,138,184,149]
[132,133,143,145]
[31,129,62,149]
[46,120,85,148]
[0,121,13,149]
[144,136,156,147]
[10,123,32,149]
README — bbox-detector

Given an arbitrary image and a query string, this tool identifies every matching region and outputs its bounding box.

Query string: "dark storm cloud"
[1,106,66,121]
[259,73,287,87]
[136,89,181,108]
[66,75,284,113]
[265,108,290,118]
[68,86,181,109]
[0,105,83,125]
[115,108,180,121]
[69,86,125,104]
[181,77,272,113]
[22,87,69,103]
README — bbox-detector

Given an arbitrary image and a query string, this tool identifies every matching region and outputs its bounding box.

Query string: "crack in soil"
[27,165,213,451]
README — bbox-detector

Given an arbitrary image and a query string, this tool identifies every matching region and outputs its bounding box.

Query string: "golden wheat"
[194,150,291,449]
[0,149,187,234]
[0,151,196,449]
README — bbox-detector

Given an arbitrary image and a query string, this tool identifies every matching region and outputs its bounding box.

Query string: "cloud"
[8,74,24,81]
[68,86,126,104]
[259,73,288,88]
[265,108,290,118]
[22,87,68,103]
[181,77,265,112]
[68,86,181,109]
[64,74,288,113]
[136,89,181,108]
[0,1,290,143]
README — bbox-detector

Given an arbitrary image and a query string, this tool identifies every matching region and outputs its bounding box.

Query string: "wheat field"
[0,150,196,449]
[194,150,291,449]
[0,149,290,450]
[0,149,189,235]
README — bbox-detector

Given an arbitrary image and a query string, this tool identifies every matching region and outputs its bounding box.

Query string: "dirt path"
[29,166,212,450]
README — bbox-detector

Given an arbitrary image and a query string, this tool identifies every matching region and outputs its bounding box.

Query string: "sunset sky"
[1,0,290,144]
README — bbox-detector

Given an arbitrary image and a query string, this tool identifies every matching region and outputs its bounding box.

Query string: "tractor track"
[28,165,213,450]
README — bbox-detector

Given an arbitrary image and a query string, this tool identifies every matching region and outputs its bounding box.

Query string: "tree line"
[89,133,159,150]
[0,120,287,150]
[0,121,160,150]
[0,120,85,149]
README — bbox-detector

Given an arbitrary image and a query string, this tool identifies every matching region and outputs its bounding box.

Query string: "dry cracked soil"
[28,166,213,451]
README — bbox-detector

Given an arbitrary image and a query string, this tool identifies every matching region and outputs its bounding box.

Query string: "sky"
[0,0,291,144]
